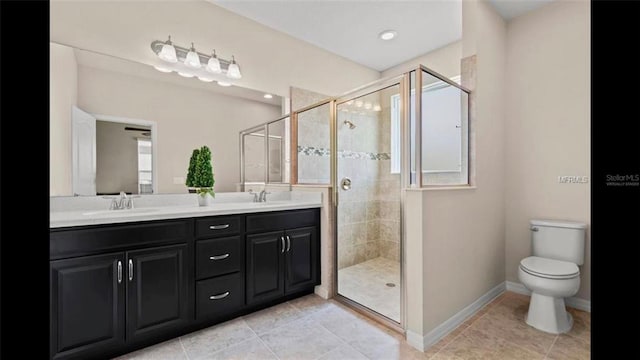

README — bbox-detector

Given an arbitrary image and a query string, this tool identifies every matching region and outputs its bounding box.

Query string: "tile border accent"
[297,146,391,160]
[407,282,506,352]
[505,281,591,313]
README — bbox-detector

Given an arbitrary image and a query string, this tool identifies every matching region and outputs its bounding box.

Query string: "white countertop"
[50,192,322,229]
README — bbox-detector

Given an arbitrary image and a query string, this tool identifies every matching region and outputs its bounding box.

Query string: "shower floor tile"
[338,257,401,322]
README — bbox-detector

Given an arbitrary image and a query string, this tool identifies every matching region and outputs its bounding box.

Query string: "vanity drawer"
[196,236,242,279]
[196,272,244,319]
[195,215,242,239]
[246,209,319,233]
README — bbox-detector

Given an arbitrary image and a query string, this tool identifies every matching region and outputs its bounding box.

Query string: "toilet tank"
[530,219,586,265]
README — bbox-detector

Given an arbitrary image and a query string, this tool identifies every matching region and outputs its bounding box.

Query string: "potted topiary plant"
[193,145,215,206]
[185,148,200,193]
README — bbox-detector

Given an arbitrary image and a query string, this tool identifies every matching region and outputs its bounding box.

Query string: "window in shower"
[391,72,470,186]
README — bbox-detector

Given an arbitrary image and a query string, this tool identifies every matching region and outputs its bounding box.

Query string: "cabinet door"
[126,244,189,343]
[246,231,285,305]
[50,252,125,359]
[285,227,318,295]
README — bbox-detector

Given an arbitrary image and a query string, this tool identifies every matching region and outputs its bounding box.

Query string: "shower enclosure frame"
[331,73,410,333]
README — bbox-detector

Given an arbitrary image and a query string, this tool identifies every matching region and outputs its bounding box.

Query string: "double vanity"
[49,192,322,360]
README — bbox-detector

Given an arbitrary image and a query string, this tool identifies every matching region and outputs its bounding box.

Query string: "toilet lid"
[520,256,579,279]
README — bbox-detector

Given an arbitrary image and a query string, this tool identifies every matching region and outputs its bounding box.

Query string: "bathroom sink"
[82,208,159,216]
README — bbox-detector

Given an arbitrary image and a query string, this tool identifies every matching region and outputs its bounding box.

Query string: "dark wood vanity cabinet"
[245,210,320,306]
[50,208,320,360]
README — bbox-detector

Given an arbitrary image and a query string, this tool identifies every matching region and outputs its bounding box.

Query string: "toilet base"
[525,293,573,334]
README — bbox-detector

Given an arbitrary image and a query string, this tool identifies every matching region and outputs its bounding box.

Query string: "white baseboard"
[505,281,591,312]
[408,282,506,352]
[314,285,330,300]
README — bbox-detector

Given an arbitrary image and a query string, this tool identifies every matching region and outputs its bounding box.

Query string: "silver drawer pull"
[209,254,230,261]
[209,291,230,300]
[209,224,230,230]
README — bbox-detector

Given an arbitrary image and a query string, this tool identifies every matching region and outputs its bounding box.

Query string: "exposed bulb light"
[263,94,273,99]
[364,102,372,110]
[346,100,354,106]
[158,35,178,63]
[355,100,363,107]
[226,55,242,79]
[184,42,202,69]
[373,104,382,111]
[379,30,397,41]
[177,71,194,78]
[197,76,214,82]
[217,81,232,87]
[154,65,172,73]
[206,49,222,74]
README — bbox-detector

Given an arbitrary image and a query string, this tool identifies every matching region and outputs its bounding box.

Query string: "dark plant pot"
[187,188,196,194]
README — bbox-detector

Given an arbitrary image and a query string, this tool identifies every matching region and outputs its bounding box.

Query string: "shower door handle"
[340,177,352,191]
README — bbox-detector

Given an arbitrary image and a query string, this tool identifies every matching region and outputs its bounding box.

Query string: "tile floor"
[114,291,590,360]
[338,257,401,322]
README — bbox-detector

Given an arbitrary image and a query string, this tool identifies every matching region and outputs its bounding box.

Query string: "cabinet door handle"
[117,261,122,284]
[209,224,230,230]
[286,235,291,252]
[280,236,285,253]
[209,253,230,261]
[209,291,230,300]
[128,259,133,281]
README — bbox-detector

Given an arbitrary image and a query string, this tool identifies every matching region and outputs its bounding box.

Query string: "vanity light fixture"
[153,65,172,73]
[184,43,202,69]
[373,104,382,111]
[364,102,372,110]
[197,76,215,83]
[346,100,354,105]
[355,100,363,107]
[206,50,222,74]
[151,37,242,81]
[263,94,273,99]
[217,81,232,87]
[379,30,397,41]
[226,56,242,79]
[158,36,178,63]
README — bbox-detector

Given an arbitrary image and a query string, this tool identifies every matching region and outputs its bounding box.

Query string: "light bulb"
[198,76,214,82]
[346,100,354,106]
[153,65,172,73]
[217,81,232,87]
[226,55,242,79]
[206,50,222,74]
[373,104,382,111]
[263,94,273,99]
[158,36,177,63]
[177,71,194,78]
[355,100,363,107]
[184,43,202,69]
[364,102,372,110]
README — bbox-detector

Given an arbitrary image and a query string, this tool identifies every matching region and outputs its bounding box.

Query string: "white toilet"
[518,219,586,334]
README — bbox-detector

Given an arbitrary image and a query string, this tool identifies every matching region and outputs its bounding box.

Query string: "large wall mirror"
[50,42,286,196]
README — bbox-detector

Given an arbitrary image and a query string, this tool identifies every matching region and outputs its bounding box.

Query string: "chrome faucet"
[105,191,134,210]
[248,189,270,202]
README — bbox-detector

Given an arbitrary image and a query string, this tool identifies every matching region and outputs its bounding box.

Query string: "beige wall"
[77,65,281,193]
[505,0,591,300]
[421,0,506,333]
[50,0,380,99]
[381,40,462,79]
[50,42,77,196]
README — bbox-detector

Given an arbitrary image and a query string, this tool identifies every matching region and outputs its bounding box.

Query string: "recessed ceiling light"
[263,94,273,99]
[217,81,232,87]
[379,30,397,41]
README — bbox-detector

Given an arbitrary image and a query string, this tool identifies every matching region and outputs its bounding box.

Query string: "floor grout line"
[177,336,191,360]
[544,335,559,359]
[246,323,282,360]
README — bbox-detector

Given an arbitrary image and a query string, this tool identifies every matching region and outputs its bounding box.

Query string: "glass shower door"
[335,83,403,324]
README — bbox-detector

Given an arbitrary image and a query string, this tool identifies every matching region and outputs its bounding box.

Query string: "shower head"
[343,120,356,129]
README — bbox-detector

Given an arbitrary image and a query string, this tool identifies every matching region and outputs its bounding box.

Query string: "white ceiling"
[488,0,555,20]
[211,0,462,72]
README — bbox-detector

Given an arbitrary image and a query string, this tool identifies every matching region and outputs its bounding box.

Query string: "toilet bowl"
[518,256,580,334]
